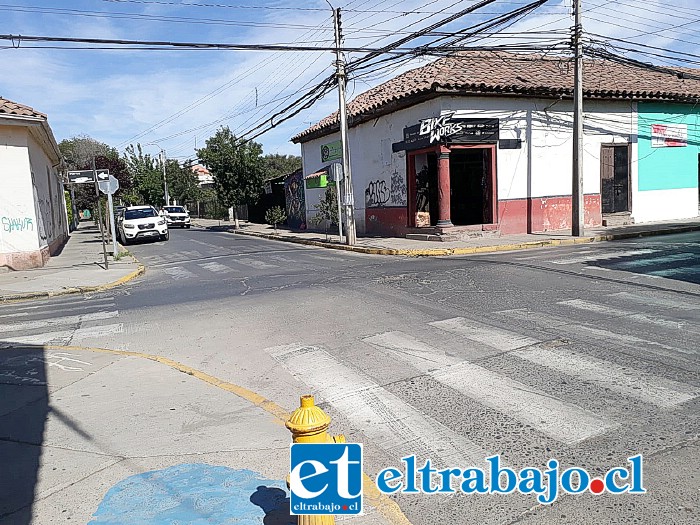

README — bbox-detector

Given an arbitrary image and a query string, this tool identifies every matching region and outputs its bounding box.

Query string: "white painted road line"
[0,311,119,333]
[648,264,700,279]
[0,323,124,346]
[608,292,700,311]
[267,343,487,466]
[432,361,615,444]
[429,317,540,351]
[512,347,697,408]
[198,262,238,274]
[235,259,279,270]
[364,330,613,445]
[162,267,197,280]
[364,331,459,371]
[0,297,115,314]
[568,324,696,357]
[558,299,695,332]
[549,249,658,265]
[612,252,698,269]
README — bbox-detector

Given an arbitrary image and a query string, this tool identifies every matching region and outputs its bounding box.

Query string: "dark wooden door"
[601,145,630,213]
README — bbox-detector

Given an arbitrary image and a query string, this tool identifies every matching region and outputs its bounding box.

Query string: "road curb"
[199,222,700,257]
[0,257,145,304]
[32,344,413,525]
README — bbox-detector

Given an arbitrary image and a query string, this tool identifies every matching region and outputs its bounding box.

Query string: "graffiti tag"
[1,216,34,233]
[389,171,407,206]
[365,180,390,207]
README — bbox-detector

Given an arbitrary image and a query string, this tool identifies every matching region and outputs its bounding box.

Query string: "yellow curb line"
[199,221,700,257]
[0,258,145,304]
[35,344,412,525]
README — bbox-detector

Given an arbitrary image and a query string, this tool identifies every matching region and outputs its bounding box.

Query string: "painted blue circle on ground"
[90,463,293,524]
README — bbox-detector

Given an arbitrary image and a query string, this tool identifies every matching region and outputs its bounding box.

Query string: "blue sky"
[0,1,694,161]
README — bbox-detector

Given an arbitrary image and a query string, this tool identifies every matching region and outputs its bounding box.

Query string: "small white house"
[0,97,68,270]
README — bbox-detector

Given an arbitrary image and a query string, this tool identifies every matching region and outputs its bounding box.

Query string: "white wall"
[26,126,67,249]
[0,125,39,256]
[300,96,638,234]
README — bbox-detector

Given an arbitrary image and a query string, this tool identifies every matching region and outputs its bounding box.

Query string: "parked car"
[161,205,191,228]
[118,205,168,244]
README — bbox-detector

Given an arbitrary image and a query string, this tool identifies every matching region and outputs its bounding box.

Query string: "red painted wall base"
[365,207,409,237]
[498,194,602,234]
[364,195,602,237]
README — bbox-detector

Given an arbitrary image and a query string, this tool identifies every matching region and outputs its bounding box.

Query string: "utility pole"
[92,157,109,270]
[161,149,170,206]
[332,7,357,245]
[571,0,584,236]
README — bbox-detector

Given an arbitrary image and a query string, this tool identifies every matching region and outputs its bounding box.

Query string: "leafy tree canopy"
[261,154,301,181]
[167,159,200,205]
[196,127,265,211]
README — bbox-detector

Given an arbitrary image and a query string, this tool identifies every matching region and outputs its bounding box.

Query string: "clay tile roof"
[292,51,700,143]
[0,97,46,120]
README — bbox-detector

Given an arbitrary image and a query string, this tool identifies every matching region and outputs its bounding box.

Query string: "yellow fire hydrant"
[286,395,345,525]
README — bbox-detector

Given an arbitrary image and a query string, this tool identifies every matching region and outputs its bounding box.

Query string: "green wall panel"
[638,102,700,191]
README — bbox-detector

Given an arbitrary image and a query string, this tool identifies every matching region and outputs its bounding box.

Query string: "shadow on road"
[0,344,48,524]
[250,485,295,525]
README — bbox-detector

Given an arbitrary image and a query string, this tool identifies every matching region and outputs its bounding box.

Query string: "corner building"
[292,52,700,238]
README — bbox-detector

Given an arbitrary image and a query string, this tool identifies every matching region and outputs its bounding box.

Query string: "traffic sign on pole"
[98,175,119,195]
[68,169,108,184]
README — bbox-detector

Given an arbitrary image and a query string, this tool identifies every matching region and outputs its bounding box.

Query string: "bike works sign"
[392,113,499,152]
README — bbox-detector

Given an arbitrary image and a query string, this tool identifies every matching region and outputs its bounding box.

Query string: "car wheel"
[160,231,169,241]
[185,224,191,229]
[120,232,130,245]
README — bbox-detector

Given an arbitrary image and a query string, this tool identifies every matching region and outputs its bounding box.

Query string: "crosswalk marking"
[608,292,700,311]
[364,330,614,445]
[549,249,658,265]
[495,308,573,328]
[512,347,697,408]
[265,254,298,265]
[559,299,694,332]
[0,310,119,334]
[0,323,124,347]
[198,262,238,274]
[567,324,696,357]
[648,264,700,278]
[496,308,697,359]
[0,297,115,314]
[612,252,697,269]
[267,343,487,466]
[162,267,197,280]
[429,317,539,351]
[235,259,279,270]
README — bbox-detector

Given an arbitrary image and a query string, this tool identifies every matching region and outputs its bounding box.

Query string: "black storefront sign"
[393,114,500,152]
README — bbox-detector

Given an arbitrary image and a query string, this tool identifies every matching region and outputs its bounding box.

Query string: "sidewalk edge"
[0,257,145,303]
[200,222,700,256]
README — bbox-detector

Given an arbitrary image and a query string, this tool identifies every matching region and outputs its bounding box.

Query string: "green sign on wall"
[306,174,328,189]
[321,140,342,162]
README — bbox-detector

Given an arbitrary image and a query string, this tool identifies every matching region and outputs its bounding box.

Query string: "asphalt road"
[1,226,699,524]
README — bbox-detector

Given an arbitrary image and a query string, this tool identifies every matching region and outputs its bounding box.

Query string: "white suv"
[118,206,168,244]
[161,205,191,228]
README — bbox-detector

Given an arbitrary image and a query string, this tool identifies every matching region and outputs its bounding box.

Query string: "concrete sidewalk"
[0,225,143,302]
[0,344,401,525]
[193,216,700,256]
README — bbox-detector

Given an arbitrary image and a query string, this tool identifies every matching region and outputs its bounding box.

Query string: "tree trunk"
[233,207,240,229]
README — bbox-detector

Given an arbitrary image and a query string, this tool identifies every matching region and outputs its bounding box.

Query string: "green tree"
[167,159,200,205]
[261,154,302,181]
[311,185,339,241]
[124,144,165,206]
[59,136,133,211]
[196,127,265,229]
[264,206,286,233]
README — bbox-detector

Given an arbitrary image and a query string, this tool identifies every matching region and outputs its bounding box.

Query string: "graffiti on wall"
[365,180,389,207]
[390,170,407,206]
[1,216,34,233]
[284,170,306,230]
[365,171,407,208]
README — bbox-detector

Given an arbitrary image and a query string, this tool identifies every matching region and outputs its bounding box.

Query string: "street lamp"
[145,142,170,206]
